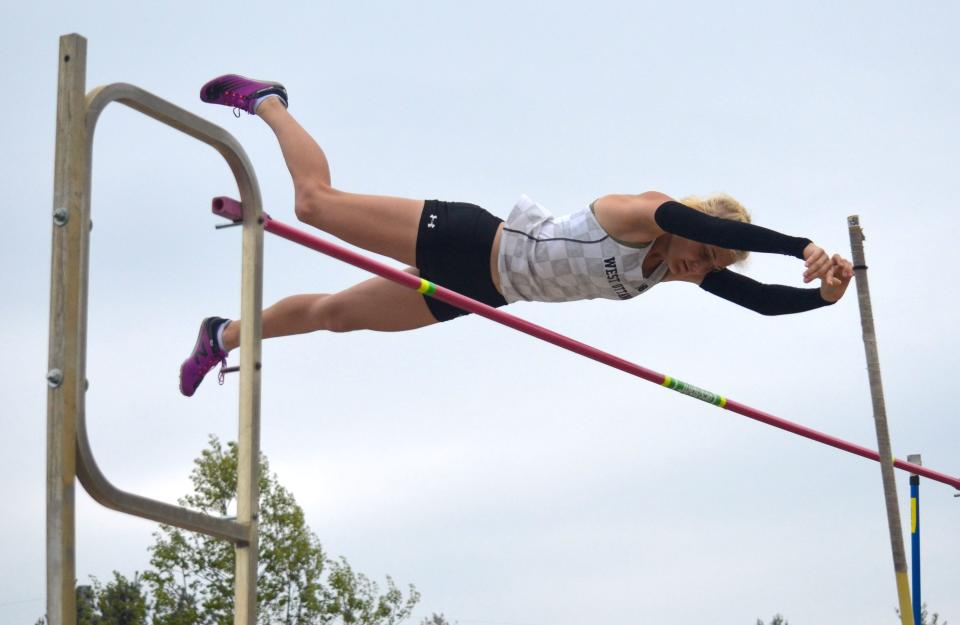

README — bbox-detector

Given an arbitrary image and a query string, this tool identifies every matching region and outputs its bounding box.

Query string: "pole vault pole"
[211,197,960,492]
[848,215,914,625]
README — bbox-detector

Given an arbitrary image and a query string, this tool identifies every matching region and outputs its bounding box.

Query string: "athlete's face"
[666,236,737,279]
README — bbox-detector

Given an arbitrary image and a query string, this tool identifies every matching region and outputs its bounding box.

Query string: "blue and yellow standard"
[910,470,921,625]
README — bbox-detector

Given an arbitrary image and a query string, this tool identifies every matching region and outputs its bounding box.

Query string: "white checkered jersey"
[497,194,669,304]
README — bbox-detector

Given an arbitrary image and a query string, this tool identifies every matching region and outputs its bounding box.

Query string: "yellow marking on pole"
[895,570,915,625]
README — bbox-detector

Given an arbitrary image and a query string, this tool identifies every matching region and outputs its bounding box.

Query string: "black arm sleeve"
[654,201,811,259]
[700,269,833,316]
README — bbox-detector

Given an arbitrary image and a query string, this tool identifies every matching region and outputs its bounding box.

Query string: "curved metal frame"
[78,83,260,542]
[47,34,262,625]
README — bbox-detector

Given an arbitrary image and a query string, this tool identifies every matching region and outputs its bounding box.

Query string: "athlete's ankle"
[255,94,285,116]
[219,320,238,352]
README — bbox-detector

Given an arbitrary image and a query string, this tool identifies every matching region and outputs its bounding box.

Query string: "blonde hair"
[680,193,751,264]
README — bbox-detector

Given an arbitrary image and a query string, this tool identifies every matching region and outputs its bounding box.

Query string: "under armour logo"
[427,214,438,228]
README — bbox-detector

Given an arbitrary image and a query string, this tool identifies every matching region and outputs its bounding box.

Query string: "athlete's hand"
[819,255,854,302]
[802,242,832,283]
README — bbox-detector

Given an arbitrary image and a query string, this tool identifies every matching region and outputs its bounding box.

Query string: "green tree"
[324,557,418,625]
[77,585,98,625]
[94,573,148,625]
[756,615,788,625]
[68,574,148,625]
[142,436,419,625]
[420,614,456,625]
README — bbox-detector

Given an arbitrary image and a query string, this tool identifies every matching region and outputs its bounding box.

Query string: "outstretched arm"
[594,193,833,282]
[654,201,832,283]
[698,256,853,315]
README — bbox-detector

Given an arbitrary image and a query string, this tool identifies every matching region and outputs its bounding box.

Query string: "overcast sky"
[2,1,959,624]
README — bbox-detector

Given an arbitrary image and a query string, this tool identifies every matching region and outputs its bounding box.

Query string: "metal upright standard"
[46,34,263,625]
[848,216,914,625]
[908,453,923,625]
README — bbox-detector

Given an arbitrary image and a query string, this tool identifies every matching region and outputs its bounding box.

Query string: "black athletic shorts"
[415,200,508,322]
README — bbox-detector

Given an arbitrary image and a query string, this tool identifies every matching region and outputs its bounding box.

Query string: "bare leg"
[221,268,438,351]
[257,97,332,188]
[257,98,424,266]
[215,101,440,354]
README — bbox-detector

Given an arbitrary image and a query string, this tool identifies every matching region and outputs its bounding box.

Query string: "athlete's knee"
[316,296,359,333]
[294,180,338,224]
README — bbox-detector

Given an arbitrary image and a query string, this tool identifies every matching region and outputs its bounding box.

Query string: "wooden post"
[47,33,89,625]
[233,180,264,625]
[847,215,914,625]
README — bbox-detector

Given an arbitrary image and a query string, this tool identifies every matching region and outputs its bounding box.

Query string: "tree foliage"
[419,614,456,625]
[756,615,788,625]
[72,574,148,625]
[145,436,420,625]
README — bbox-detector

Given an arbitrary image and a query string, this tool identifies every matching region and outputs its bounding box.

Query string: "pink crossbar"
[212,196,271,222]
[212,196,960,491]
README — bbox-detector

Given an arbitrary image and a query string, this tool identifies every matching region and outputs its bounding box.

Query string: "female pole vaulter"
[180,75,853,397]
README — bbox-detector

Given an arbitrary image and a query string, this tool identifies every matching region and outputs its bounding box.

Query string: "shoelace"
[218,90,252,117]
[217,356,229,385]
